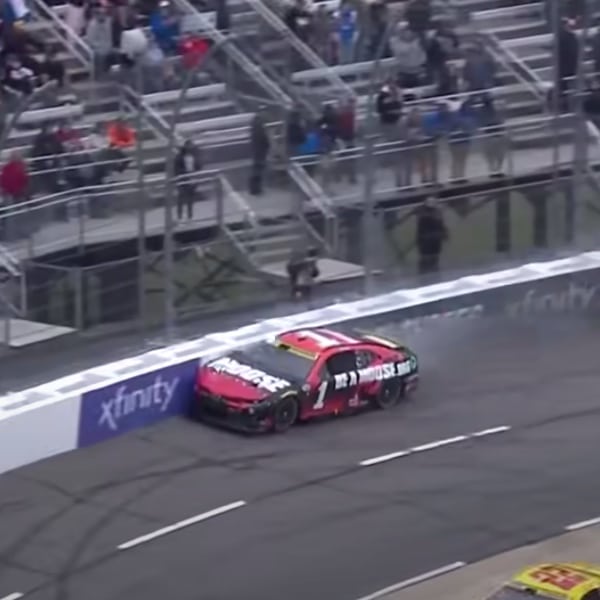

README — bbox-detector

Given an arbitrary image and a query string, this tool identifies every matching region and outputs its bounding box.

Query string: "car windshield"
[487,587,544,600]
[232,341,314,381]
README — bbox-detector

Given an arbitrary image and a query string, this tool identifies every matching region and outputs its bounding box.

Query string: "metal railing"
[242,0,355,106]
[175,0,293,110]
[30,0,94,80]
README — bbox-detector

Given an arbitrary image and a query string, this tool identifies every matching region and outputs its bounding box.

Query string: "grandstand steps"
[226,214,364,284]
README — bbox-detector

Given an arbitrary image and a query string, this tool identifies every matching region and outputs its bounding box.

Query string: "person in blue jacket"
[446,96,478,181]
[150,3,180,55]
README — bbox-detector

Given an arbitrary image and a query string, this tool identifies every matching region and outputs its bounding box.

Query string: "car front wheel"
[273,397,299,433]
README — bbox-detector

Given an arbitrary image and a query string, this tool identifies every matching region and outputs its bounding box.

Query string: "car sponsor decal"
[207,357,291,393]
[333,359,415,390]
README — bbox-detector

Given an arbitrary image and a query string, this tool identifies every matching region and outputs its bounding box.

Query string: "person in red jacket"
[1,152,29,205]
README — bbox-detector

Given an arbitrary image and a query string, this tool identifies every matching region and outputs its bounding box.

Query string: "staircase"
[0,243,75,347]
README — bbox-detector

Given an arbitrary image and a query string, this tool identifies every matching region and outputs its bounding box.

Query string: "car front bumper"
[193,392,273,434]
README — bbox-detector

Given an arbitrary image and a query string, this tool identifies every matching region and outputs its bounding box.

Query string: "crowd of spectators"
[1,3,66,101]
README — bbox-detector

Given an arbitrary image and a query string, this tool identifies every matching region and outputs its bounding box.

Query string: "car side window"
[325,350,357,375]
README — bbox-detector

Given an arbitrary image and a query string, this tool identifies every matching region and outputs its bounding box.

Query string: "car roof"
[276,327,365,356]
[511,563,600,599]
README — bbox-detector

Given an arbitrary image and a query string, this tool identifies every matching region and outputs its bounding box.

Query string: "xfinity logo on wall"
[77,360,197,447]
[99,375,178,431]
[506,282,598,316]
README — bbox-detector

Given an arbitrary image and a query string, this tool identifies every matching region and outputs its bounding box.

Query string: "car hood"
[198,355,294,402]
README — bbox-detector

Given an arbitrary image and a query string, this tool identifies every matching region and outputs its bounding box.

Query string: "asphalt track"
[2,315,600,600]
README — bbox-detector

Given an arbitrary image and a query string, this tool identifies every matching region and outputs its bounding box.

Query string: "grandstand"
[0,0,597,346]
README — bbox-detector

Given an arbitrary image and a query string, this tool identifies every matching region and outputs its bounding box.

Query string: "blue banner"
[77,359,198,447]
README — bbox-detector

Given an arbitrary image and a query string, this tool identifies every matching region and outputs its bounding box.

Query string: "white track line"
[117,500,247,551]
[355,561,467,600]
[471,425,512,437]
[359,426,511,467]
[566,516,600,531]
[411,435,468,453]
[0,593,24,600]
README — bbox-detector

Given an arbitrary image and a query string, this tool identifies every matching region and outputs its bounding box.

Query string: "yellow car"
[488,563,600,600]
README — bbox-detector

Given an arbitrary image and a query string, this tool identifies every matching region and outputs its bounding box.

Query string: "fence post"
[74,267,84,330]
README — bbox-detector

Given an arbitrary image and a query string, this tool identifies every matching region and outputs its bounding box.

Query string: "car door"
[304,349,360,417]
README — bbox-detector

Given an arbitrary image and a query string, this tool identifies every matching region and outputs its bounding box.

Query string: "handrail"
[0,245,20,277]
[0,170,222,218]
[173,0,293,110]
[287,160,335,252]
[244,0,355,103]
[30,0,93,69]
[217,172,259,228]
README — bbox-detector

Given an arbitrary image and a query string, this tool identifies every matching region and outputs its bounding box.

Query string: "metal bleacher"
[2,0,599,345]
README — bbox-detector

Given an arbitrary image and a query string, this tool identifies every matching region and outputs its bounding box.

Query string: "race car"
[487,563,600,600]
[193,326,418,433]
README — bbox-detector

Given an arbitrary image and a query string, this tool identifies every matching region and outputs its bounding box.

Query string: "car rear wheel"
[374,380,403,410]
[273,397,299,433]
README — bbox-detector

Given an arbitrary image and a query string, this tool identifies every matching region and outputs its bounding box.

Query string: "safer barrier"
[2,250,600,474]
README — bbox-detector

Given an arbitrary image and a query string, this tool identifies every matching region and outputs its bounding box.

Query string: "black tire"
[374,380,403,410]
[273,396,299,433]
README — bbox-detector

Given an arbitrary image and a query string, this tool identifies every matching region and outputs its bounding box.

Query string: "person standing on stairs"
[249,108,270,196]
[174,139,203,221]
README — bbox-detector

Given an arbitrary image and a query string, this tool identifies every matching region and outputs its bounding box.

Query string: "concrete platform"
[1,319,76,348]
[260,257,366,283]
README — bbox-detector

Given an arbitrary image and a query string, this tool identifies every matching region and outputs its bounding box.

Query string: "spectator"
[556,18,579,108]
[64,0,86,36]
[317,102,338,191]
[463,42,496,91]
[249,109,270,195]
[179,34,210,71]
[120,18,149,67]
[337,98,356,183]
[397,106,423,188]
[447,97,477,181]
[142,38,174,91]
[286,107,307,156]
[426,24,459,84]
[405,0,432,45]
[87,8,114,75]
[285,0,313,43]
[416,196,447,275]
[1,151,29,205]
[3,54,35,95]
[437,61,460,97]
[83,122,112,184]
[296,247,320,301]
[376,79,403,136]
[391,25,426,88]
[215,0,231,32]
[150,3,180,55]
[286,248,305,299]
[584,77,600,122]
[419,102,448,184]
[366,0,389,59]
[174,139,203,220]
[31,122,63,193]
[478,95,507,176]
[3,0,30,25]
[107,117,136,149]
[592,26,600,79]
[312,5,333,64]
[335,1,357,64]
[39,47,65,88]
[111,0,130,49]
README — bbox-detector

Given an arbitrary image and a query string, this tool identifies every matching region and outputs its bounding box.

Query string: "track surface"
[2,316,600,600]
